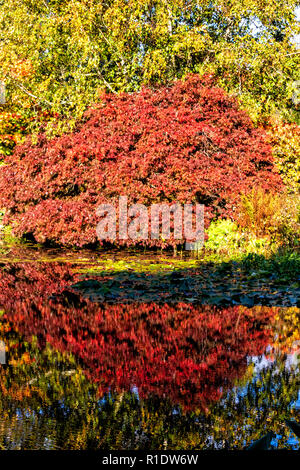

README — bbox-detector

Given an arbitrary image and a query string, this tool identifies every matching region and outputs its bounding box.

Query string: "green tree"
[0,0,299,134]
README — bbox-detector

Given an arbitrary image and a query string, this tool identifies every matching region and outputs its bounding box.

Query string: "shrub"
[237,187,299,244]
[0,75,283,247]
[205,219,240,253]
[205,219,268,257]
[237,187,283,238]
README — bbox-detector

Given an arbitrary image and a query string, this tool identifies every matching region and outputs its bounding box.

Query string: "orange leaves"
[10,59,33,80]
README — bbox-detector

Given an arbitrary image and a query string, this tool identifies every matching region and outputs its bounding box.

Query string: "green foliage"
[205,219,269,257]
[0,111,28,157]
[0,225,20,245]
[0,210,21,245]
[206,219,240,251]
[241,250,300,281]
[0,0,299,134]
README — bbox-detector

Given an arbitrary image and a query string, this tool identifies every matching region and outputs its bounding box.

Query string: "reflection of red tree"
[0,263,275,410]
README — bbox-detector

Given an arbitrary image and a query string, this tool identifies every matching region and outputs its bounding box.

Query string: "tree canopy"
[0,75,283,247]
[0,0,299,134]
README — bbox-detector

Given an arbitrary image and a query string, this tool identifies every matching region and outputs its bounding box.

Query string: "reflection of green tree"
[202,359,300,449]
[0,325,98,449]
[0,321,300,450]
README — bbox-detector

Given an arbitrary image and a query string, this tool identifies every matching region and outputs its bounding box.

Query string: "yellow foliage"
[237,187,300,242]
[267,120,300,193]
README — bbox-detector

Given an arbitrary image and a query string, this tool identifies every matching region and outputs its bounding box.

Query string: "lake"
[0,245,299,450]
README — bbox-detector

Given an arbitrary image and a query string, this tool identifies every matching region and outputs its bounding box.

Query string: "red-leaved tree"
[0,75,283,247]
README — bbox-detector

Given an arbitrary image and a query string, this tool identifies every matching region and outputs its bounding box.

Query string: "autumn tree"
[0,75,283,247]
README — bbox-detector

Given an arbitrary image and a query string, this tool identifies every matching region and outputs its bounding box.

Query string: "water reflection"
[0,259,299,449]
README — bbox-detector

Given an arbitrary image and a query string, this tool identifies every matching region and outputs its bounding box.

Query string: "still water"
[0,246,299,450]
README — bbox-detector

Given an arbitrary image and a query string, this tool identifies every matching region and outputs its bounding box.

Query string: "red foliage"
[0,75,283,247]
[0,261,275,411]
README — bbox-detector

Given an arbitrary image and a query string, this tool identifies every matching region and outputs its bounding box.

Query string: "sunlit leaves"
[0,75,283,247]
[0,0,299,132]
